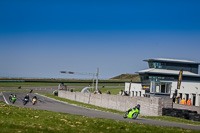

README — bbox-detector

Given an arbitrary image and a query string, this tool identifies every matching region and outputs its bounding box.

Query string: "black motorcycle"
[23,98,29,105]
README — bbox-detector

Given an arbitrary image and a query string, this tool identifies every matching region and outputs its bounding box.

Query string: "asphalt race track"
[1,92,200,130]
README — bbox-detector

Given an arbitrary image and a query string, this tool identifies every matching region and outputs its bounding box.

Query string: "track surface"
[1,92,200,130]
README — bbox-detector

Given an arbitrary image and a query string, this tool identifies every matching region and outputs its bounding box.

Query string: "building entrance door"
[161,83,165,93]
[193,94,196,106]
[186,94,189,102]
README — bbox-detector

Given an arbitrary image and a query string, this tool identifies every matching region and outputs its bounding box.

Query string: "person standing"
[107,90,111,94]
[180,98,186,105]
[187,98,192,105]
[119,90,123,95]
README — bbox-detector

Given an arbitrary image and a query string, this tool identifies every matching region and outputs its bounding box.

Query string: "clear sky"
[0,0,200,79]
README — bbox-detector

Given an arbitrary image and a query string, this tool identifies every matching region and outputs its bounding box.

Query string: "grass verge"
[141,116,200,126]
[0,101,199,133]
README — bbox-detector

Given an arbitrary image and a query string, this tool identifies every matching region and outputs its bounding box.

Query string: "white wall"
[125,82,145,97]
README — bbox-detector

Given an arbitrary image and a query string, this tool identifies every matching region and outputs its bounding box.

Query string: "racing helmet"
[136,104,140,109]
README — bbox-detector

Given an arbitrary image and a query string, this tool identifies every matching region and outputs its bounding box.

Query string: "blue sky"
[0,0,200,79]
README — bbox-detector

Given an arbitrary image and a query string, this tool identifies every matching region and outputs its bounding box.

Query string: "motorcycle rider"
[32,95,37,104]
[127,104,140,113]
[135,104,140,111]
[13,94,16,98]
[9,94,13,102]
[32,95,37,101]
[12,94,17,103]
[24,94,30,102]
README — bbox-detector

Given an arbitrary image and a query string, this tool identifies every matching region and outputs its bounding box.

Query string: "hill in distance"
[110,74,141,82]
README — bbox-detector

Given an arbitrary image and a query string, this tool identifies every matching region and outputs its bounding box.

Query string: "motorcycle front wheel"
[132,113,138,119]
[123,111,129,118]
[123,114,127,118]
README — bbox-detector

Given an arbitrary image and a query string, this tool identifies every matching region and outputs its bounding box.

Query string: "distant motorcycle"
[23,98,29,105]
[9,96,12,102]
[11,96,16,104]
[123,104,140,119]
[9,94,13,102]
[32,98,37,105]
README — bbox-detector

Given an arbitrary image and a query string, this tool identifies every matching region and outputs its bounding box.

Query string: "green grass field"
[0,82,124,95]
[73,87,123,95]
[0,82,124,88]
[0,101,199,133]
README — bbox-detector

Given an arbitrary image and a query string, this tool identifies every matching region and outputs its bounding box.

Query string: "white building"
[125,58,200,106]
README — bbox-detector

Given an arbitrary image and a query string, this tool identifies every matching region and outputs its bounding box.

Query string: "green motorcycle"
[123,104,140,119]
[11,96,16,104]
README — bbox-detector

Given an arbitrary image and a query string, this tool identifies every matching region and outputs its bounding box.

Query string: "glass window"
[150,81,154,92]
[153,62,162,69]
[156,85,160,92]
[149,62,154,68]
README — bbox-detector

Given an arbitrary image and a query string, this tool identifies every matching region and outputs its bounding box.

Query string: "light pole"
[60,68,99,92]
[96,67,99,91]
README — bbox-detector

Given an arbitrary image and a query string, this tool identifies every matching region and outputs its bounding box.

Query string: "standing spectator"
[187,98,192,105]
[107,90,111,94]
[123,91,129,96]
[119,90,123,95]
[180,98,186,105]
[97,89,102,94]
[172,93,176,103]
[94,89,102,94]
[175,96,178,103]
[177,96,181,104]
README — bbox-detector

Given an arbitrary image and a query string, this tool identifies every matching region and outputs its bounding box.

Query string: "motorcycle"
[23,98,29,105]
[9,96,12,102]
[32,98,37,105]
[123,106,140,119]
[11,97,16,104]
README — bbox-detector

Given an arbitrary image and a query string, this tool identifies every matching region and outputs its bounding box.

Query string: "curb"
[1,92,9,105]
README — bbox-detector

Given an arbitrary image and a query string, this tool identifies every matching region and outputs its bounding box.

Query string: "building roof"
[143,58,200,65]
[137,68,200,77]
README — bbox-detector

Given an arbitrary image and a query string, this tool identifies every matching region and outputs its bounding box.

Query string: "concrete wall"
[173,103,200,114]
[58,90,173,116]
